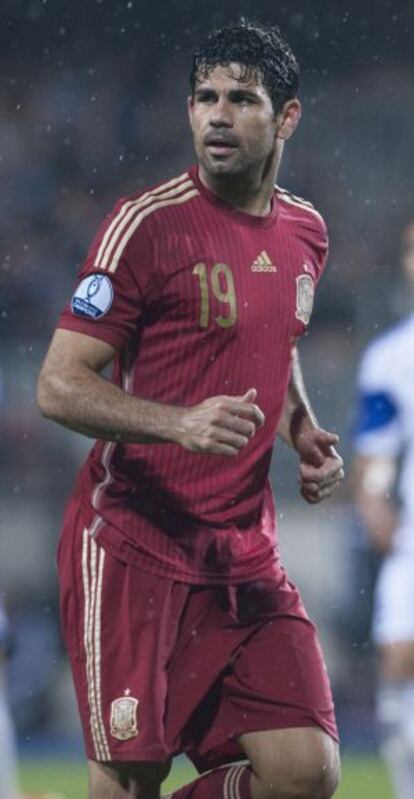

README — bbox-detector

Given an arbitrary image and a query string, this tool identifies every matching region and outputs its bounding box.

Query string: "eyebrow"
[194,87,261,100]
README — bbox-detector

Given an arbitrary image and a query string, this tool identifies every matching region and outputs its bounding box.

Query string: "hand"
[177,388,265,457]
[293,421,344,504]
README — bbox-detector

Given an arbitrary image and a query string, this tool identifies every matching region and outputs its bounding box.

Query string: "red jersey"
[58,165,328,584]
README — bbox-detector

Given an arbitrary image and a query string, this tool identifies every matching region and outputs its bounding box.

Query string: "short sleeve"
[58,199,156,349]
[352,343,402,457]
[291,209,328,337]
[312,213,329,284]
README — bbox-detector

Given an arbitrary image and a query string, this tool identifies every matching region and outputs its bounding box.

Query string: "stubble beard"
[198,145,260,187]
[196,134,277,191]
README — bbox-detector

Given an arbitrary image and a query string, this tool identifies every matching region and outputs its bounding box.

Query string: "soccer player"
[352,219,414,799]
[37,19,344,799]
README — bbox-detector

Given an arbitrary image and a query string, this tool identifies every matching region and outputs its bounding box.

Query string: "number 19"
[192,262,237,328]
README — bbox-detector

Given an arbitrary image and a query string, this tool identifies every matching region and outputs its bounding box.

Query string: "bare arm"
[277,347,344,503]
[37,329,264,456]
[352,453,398,553]
[277,347,318,447]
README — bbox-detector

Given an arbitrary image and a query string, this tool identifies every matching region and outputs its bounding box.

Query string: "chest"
[154,224,319,342]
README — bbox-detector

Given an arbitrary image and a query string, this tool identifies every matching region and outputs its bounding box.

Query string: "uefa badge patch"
[295,274,314,325]
[110,691,139,741]
[71,273,113,320]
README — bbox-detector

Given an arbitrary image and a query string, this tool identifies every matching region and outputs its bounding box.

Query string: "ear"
[187,95,194,128]
[276,98,302,141]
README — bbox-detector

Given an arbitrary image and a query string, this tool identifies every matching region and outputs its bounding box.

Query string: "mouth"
[204,136,238,157]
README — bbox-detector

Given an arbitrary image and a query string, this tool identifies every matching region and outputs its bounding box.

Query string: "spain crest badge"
[110,690,139,740]
[295,274,315,325]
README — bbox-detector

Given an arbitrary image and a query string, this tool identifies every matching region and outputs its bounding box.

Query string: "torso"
[60,166,328,583]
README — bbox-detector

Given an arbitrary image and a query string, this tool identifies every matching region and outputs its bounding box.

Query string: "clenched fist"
[176,388,265,456]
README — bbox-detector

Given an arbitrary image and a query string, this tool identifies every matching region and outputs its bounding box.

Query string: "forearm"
[277,349,343,503]
[356,490,398,552]
[277,348,318,447]
[353,456,398,552]
[38,328,265,456]
[37,364,184,444]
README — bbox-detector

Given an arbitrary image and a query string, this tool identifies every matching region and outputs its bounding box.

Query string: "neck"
[199,141,284,216]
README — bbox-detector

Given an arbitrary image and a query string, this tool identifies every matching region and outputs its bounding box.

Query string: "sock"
[166,763,252,799]
[377,681,414,799]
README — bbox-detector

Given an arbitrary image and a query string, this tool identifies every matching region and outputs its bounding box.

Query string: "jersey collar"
[190,165,279,229]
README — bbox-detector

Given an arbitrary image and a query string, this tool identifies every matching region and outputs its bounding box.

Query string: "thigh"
[226,585,337,741]
[58,518,189,763]
[187,576,338,771]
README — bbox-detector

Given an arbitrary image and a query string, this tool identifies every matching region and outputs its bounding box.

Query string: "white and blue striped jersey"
[353,314,414,552]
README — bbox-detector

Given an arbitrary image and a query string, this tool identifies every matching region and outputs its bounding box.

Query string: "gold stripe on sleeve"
[95,172,190,270]
[107,188,199,274]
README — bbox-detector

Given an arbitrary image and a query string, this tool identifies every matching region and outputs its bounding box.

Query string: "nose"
[209,97,233,128]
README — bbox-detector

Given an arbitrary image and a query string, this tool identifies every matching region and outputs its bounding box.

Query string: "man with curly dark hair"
[190,18,300,126]
[38,17,343,799]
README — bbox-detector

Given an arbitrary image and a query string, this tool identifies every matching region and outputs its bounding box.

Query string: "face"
[402,222,414,288]
[188,63,300,182]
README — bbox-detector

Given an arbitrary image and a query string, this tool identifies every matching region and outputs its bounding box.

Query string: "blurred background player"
[352,218,414,799]
[0,599,20,799]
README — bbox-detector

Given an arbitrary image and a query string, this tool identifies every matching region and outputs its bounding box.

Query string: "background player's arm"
[352,454,398,553]
[351,353,401,552]
[37,328,264,456]
[277,347,344,503]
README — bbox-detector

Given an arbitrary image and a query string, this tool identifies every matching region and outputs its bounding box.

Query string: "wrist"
[290,403,317,450]
[130,399,187,446]
[163,405,188,446]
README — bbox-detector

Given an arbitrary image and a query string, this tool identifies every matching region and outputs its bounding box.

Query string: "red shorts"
[58,503,338,768]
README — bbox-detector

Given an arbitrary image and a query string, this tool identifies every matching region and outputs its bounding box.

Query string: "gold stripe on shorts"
[82,529,111,760]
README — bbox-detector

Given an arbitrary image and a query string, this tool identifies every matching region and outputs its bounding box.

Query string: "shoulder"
[113,170,199,228]
[275,186,328,280]
[275,185,327,238]
[358,316,414,388]
[92,170,199,273]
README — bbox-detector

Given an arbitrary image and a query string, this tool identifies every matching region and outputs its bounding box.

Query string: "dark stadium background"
[0,1,413,794]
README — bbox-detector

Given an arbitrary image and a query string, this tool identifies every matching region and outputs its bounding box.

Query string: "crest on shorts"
[295,274,315,325]
[110,689,139,740]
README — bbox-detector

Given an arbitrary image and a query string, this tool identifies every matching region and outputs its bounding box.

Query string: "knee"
[258,747,340,799]
[88,758,171,799]
[290,757,340,799]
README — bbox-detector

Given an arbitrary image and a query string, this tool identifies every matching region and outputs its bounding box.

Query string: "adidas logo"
[250,251,277,272]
